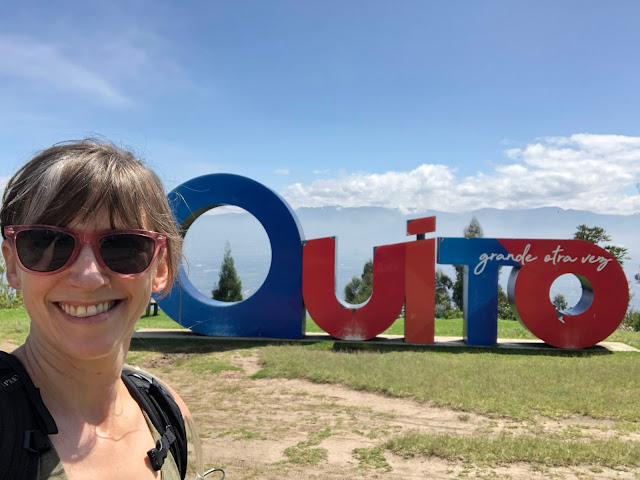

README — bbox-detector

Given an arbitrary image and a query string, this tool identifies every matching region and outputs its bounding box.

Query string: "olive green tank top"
[38,410,180,480]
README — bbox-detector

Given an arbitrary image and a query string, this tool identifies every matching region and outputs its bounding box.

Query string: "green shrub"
[0,257,22,309]
[497,285,516,320]
[434,304,449,319]
[621,309,640,332]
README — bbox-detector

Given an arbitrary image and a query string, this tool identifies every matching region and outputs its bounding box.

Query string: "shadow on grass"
[328,340,613,357]
[129,334,614,358]
[129,337,263,355]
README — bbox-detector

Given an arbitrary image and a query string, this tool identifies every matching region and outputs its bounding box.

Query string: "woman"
[1,139,185,479]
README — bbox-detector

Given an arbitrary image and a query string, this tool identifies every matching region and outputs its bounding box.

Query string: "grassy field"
[3,307,640,475]
[4,307,640,423]
[5,306,638,348]
[255,343,640,421]
[380,432,640,469]
[136,308,640,350]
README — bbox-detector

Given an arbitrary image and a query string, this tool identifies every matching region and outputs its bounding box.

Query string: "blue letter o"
[157,174,305,338]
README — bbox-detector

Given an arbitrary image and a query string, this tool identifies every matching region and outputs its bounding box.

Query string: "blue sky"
[1,1,640,215]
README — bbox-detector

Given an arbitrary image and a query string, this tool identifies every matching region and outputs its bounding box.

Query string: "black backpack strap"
[122,369,188,480]
[0,351,58,480]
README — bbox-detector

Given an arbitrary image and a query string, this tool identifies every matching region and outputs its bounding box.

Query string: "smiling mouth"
[58,301,118,318]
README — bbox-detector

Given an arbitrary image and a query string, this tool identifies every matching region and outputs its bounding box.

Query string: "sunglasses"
[4,225,166,277]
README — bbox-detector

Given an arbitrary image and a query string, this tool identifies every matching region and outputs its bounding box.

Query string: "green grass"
[0,307,31,344]
[306,316,540,339]
[158,352,243,375]
[283,428,332,465]
[353,446,392,472]
[308,315,639,345]
[0,307,186,346]
[2,306,637,346]
[135,310,187,330]
[3,307,640,425]
[255,345,640,421]
[216,427,266,441]
[134,310,640,352]
[125,336,251,375]
[605,329,640,350]
[380,431,640,468]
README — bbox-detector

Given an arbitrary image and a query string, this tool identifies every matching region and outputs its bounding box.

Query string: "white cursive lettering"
[474,244,538,275]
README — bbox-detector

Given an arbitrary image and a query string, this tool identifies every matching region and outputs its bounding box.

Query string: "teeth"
[59,301,114,318]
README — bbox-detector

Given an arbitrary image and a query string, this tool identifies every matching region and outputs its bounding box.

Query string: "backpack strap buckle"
[147,426,177,471]
[23,429,52,454]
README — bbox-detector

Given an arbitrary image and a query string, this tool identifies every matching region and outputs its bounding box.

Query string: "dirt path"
[156,350,639,480]
[3,339,638,479]
[0,341,17,352]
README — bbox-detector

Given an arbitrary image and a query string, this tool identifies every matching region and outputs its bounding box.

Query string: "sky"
[1,1,640,217]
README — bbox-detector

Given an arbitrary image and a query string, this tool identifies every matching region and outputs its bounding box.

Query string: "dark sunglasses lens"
[15,229,76,272]
[99,234,156,274]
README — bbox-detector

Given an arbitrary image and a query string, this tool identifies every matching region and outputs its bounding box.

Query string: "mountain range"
[181,206,639,310]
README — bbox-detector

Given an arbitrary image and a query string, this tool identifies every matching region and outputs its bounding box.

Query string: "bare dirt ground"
[3,340,638,479]
[155,348,640,480]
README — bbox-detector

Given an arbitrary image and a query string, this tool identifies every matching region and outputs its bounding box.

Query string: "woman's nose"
[65,244,110,288]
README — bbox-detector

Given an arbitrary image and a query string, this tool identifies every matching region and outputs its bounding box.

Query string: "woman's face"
[1,209,169,362]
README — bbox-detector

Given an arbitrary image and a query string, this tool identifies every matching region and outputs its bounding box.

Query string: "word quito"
[159,174,629,350]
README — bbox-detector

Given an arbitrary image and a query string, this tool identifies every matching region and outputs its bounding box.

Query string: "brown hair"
[1,139,182,295]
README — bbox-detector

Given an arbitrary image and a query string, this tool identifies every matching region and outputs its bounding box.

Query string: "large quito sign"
[157,174,630,350]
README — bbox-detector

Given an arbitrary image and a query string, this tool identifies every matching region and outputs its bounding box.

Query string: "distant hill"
[182,206,639,309]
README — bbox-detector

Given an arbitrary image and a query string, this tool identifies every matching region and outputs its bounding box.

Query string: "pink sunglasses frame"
[3,225,166,277]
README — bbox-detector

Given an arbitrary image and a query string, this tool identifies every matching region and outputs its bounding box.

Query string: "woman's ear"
[1,240,22,290]
[151,250,170,293]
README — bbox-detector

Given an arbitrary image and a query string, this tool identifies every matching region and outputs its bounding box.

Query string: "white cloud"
[275,168,290,175]
[279,134,640,215]
[0,34,129,106]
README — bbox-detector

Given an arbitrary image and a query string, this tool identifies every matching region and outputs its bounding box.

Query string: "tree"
[497,286,516,320]
[211,242,243,302]
[0,256,22,309]
[552,293,569,312]
[636,272,640,284]
[435,269,453,308]
[622,308,640,331]
[573,224,632,318]
[453,216,484,310]
[573,224,610,244]
[573,224,629,266]
[434,269,454,318]
[463,216,484,239]
[344,259,373,304]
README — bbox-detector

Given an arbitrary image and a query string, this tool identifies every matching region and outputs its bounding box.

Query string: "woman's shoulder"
[143,410,182,479]
[122,368,188,477]
[39,448,66,480]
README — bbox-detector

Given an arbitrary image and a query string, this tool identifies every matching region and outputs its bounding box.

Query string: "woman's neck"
[13,336,128,426]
